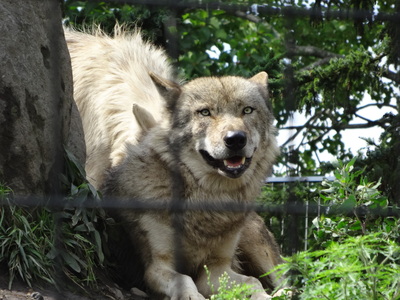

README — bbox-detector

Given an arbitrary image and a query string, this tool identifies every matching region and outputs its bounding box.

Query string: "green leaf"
[61,251,81,273]
[94,230,104,263]
[65,148,86,178]
[341,194,357,212]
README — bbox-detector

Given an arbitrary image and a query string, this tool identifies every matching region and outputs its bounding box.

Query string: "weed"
[205,266,256,300]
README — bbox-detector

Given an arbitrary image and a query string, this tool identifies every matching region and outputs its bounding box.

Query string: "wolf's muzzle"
[224,131,247,151]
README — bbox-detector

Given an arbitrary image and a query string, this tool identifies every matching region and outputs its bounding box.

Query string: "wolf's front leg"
[238,212,285,289]
[139,215,205,300]
[145,262,205,300]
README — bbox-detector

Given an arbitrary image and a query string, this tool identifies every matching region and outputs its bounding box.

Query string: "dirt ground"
[0,271,148,300]
[0,274,62,300]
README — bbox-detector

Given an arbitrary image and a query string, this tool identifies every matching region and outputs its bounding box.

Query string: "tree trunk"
[0,0,84,197]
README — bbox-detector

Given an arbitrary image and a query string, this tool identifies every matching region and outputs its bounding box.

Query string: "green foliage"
[297,46,393,111]
[53,149,107,289]
[279,233,400,300]
[63,1,169,43]
[0,189,54,289]
[313,158,399,247]
[259,158,399,255]
[0,150,106,291]
[358,113,400,206]
[269,159,400,299]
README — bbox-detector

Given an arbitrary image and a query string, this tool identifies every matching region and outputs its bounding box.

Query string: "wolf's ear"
[150,72,181,110]
[249,71,271,109]
[132,104,157,133]
[249,71,268,87]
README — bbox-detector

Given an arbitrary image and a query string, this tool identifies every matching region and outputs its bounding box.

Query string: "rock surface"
[0,0,85,196]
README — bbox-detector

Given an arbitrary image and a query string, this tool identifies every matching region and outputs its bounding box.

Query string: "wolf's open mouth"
[199,150,252,178]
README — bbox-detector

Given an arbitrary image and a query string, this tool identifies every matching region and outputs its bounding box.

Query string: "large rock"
[0,0,85,196]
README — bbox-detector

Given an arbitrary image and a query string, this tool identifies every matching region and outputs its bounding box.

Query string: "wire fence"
[2,0,400,299]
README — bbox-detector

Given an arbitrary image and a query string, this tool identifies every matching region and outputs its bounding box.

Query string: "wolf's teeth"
[223,157,246,169]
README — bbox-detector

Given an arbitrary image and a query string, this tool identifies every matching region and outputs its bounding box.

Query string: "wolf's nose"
[224,131,247,150]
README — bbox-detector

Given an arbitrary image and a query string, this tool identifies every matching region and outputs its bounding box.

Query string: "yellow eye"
[243,107,254,114]
[199,109,211,116]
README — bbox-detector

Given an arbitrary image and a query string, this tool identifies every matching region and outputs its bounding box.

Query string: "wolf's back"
[65,27,176,188]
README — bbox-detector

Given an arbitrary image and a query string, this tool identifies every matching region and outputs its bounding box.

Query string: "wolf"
[65,27,284,300]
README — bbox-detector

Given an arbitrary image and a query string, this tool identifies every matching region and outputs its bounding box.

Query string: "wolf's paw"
[170,290,205,300]
[249,292,272,300]
[272,288,293,298]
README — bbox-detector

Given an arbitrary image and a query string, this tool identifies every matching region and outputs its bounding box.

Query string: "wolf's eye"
[199,109,211,116]
[243,106,255,114]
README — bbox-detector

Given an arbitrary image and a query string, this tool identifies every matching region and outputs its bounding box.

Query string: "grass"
[0,149,106,291]
[0,193,55,289]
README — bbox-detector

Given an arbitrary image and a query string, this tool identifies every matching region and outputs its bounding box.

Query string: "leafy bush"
[0,149,106,290]
[57,149,106,289]
[278,233,400,300]
[270,159,400,299]
[0,189,54,289]
[313,158,399,246]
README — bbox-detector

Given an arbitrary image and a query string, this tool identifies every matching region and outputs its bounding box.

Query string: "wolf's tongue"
[223,156,245,168]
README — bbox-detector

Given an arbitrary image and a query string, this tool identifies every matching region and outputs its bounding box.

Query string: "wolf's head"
[150,72,278,180]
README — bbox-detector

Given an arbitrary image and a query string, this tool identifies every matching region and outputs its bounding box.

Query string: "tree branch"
[234,11,282,39]
[355,113,373,123]
[282,122,385,131]
[300,57,338,71]
[234,11,262,23]
[285,45,344,71]
[358,103,398,110]
[280,109,326,148]
[289,45,342,59]
[299,128,330,149]
[382,69,400,85]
